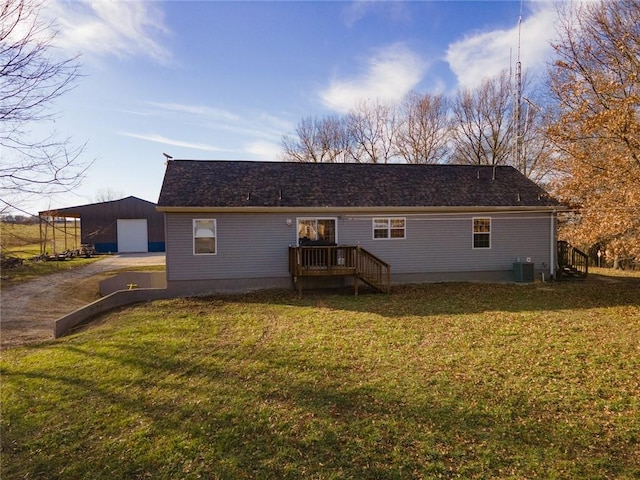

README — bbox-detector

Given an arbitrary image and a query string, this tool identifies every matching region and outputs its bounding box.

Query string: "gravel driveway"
[0,253,165,350]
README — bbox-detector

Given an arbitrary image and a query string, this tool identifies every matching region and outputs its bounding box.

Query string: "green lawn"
[2,276,639,479]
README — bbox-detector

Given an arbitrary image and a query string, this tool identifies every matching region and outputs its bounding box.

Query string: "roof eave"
[157,205,567,214]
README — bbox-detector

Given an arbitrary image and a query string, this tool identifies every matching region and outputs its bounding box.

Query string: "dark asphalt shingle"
[157,160,561,209]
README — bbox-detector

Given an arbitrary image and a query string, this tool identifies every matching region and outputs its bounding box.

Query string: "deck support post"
[39,215,44,256]
[52,216,56,255]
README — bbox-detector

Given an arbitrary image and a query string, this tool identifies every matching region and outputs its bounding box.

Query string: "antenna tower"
[514,1,524,175]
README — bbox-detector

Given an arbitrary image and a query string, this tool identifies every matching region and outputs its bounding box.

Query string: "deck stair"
[557,240,589,280]
[289,245,390,295]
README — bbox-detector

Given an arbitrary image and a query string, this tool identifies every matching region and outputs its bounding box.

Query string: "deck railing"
[557,240,589,278]
[289,245,390,294]
[355,246,391,293]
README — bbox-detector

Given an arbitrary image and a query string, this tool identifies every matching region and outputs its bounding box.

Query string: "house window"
[297,218,337,245]
[193,219,216,255]
[373,218,406,239]
[473,217,491,249]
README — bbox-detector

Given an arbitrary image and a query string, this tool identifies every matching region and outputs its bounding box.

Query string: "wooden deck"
[289,245,391,295]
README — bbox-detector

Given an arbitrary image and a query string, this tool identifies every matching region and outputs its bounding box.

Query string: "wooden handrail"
[571,247,589,275]
[289,245,390,294]
[557,240,588,278]
[356,245,391,293]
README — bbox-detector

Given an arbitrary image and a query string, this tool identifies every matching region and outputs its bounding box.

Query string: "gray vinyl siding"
[341,212,553,274]
[166,213,297,282]
[166,211,553,282]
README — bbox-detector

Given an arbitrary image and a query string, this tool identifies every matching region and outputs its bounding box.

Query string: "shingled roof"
[157,160,561,210]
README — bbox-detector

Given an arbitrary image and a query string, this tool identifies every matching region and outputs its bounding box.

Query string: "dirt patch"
[0,253,165,350]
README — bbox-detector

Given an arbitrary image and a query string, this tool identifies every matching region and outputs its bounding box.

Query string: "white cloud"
[119,132,227,153]
[255,112,295,138]
[145,102,241,123]
[143,101,292,143]
[120,102,293,159]
[48,0,171,64]
[342,1,374,26]
[342,1,411,27]
[445,4,558,89]
[320,43,427,113]
[244,141,283,161]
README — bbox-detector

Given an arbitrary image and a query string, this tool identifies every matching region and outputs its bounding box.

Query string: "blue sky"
[29,0,561,214]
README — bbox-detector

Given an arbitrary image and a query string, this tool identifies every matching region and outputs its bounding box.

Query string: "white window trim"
[372,217,406,240]
[296,217,338,244]
[193,218,217,255]
[472,217,491,249]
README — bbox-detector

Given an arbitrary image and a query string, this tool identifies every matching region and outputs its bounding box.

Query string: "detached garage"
[39,196,165,253]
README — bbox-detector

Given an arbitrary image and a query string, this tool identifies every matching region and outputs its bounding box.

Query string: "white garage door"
[117,219,148,253]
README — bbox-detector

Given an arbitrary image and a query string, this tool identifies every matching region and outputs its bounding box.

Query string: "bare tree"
[281,115,351,163]
[345,100,398,164]
[395,91,450,164]
[0,0,88,213]
[547,0,640,263]
[449,70,514,166]
[282,102,400,164]
[94,188,124,203]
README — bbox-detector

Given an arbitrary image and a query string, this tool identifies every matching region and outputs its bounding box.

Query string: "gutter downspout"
[550,211,556,278]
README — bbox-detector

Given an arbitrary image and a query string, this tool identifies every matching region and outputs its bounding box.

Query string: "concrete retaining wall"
[54,288,172,338]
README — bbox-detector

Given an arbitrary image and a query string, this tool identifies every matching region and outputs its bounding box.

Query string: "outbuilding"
[39,196,165,254]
